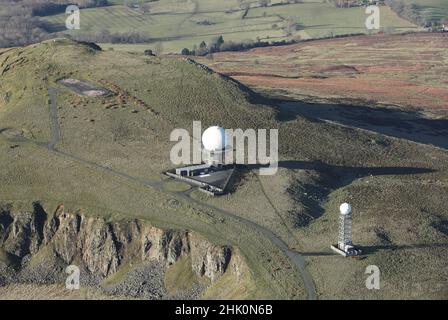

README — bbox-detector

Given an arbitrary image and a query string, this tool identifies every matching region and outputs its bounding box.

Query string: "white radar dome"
[340,203,352,215]
[202,126,229,152]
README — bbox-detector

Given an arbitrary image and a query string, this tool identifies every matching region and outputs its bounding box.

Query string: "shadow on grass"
[360,243,448,255]
[245,161,435,226]
[301,251,337,257]
[293,243,448,258]
[276,160,435,176]
[273,100,448,149]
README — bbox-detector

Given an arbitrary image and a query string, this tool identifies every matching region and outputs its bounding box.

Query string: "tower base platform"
[330,244,362,257]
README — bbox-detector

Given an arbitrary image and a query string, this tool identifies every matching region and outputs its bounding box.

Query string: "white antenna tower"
[331,203,362,257]
[338,203,353,251]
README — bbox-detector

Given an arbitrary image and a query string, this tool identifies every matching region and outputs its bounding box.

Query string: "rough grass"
[163,181,192,192]
[103,262,135,287]
[203,263,261,300]
[0,248,14,266]
[194,33,448,299]
[164,257,202,295]
[0,284,130,300]
[197,33,448,110]
[1,38,447,299]
[0,39,306,299]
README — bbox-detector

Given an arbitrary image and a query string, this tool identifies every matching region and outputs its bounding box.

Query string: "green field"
[42,0,419,53]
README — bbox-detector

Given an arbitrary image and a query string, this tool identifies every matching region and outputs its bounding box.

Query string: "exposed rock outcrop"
[0,203,241,284]
[189,233,231,282]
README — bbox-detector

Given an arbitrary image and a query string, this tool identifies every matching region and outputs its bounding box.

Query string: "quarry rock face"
[0,204,240,282]
[189,233,231,282]
[140,225,190,265]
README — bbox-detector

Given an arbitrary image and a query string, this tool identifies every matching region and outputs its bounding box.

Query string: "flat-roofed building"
[175,164,212,177]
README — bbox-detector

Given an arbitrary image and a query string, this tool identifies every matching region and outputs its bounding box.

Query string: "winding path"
[47,88,60,150]
[31,88,318,299]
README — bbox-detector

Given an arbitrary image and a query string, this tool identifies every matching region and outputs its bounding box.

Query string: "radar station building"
[167,126,237,196]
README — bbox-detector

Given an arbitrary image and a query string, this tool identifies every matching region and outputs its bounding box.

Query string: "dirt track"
[33,88,317,300]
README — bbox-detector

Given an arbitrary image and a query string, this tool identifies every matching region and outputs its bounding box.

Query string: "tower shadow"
[360,243,448,255]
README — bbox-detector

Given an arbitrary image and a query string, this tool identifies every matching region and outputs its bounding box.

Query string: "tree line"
[180,31,371,56]
[385,0,446,27]
[70,30,153,44]
[0,0,109,48]
[181,36,298,56]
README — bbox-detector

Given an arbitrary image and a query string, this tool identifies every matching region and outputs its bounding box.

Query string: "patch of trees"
[181,32,368,56]
[327,0,385,8]
[385,0,443,27]
[71,30,152,44]
[11,0,109,16]
[28,1,109,16]
[0,0,110,48]
[327,0,362,8]
[0,3,49,47]
[181,36,298,56]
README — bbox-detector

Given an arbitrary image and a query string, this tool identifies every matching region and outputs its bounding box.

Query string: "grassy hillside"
[0,39,447,299]
[0,39,304,299]
[0,284,131,300]
[42,0,419,53]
